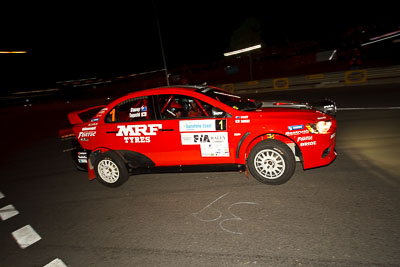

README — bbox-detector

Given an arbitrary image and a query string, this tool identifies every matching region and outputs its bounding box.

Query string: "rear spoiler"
[68,105,106,125]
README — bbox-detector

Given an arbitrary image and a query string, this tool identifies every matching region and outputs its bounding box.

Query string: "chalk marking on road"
[338,107,400,111]
[43,258,68,267]
[0,204,19,221]
[11,225,42,249]
[192,192,259,235]
[192,192,229,222]
[218,202,259,235]
[0,191,4,199]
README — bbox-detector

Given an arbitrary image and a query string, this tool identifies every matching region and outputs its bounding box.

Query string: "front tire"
[247,140,295,185]
[94,151,129,187]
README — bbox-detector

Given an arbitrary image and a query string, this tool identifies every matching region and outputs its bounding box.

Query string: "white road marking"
[43,258,68,267]
[1,192,63,264]
[12,225,42,249]
[0,204,19,221]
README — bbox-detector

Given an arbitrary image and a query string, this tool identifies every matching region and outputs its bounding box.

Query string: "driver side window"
[105,96,152,123]
[157,94,225,119]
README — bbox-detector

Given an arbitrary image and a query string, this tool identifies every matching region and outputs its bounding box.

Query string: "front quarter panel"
[238,111,337,170]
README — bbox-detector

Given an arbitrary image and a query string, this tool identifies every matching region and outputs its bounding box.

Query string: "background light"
[224,45,261,57]
[0,51,27,54]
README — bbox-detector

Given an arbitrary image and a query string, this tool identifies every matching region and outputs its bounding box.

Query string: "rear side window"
[105,96,153,123]
[78,107,104,122]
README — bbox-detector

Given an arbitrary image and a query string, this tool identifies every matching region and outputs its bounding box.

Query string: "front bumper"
[301,132,337,169]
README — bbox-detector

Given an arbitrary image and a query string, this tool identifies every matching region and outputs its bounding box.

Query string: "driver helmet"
[169,102,183,116]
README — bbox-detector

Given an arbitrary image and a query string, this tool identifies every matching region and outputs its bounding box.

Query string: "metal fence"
[219,65,400,94]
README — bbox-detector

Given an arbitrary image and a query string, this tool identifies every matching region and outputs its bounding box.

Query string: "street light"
[0,51,27,54]
[224,44,261,81]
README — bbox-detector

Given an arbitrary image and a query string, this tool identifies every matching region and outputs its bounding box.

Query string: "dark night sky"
[1,2,398,93]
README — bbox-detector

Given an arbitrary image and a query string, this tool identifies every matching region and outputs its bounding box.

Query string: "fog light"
[322,146,331,158]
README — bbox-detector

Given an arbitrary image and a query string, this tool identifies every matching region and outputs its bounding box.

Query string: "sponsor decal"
[235,119,250,123]
[181,132,227,145]
[122,136,151,144]
[297,136,313,142]
[305,124,313,133]
[288,125,304,131]
[180,120,216,132]
[285,129,309,136]
[82,126,96,131]
[200,143,229,157]
[181,132,229,157]
[77,152,87,163]
[234,133,242,137]
[78,131,96,138]
[91,118,100,122]
[330,133,336,139]
[97,108,108,115]
[266,133,275,139]
[116,124,162,143]
[235,116,250,124]
[300,141,317,147]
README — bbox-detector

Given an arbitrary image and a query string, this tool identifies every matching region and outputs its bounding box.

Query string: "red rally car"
[59,85,337,187]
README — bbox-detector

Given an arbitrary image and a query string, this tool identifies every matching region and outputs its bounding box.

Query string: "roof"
[125,85,211,98]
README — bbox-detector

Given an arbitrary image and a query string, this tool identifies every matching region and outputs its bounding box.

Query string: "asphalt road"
[0,84,399,266]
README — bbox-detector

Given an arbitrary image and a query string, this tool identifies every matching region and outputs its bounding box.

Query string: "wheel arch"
[244,133,303,164]
[87,148,155,180]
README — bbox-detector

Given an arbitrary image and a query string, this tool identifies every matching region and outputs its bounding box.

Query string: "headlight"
[306,121,332,134]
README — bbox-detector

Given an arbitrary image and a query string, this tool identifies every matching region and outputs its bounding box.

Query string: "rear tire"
[247,140,295,185]
[94,151,129,187]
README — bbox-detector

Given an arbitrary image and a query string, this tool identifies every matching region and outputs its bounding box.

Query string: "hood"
[253,107,331,121]
[261,99,336,117]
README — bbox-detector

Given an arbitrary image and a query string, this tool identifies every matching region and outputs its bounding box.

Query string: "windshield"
[197,87,261,111]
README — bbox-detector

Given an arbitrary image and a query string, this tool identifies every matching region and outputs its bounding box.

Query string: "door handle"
[159,129,174,132]
[106,131,118,134]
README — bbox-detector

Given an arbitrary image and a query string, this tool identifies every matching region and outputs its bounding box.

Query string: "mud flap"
[88,156,96,180]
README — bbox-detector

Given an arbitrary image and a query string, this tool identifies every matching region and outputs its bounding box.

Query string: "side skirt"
[131,164,246,175]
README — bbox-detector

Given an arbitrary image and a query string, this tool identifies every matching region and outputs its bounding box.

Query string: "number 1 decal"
[110,109,116,122]
[216,119,226,131]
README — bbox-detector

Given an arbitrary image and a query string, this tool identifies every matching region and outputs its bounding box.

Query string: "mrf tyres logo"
[116,124,162,143]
